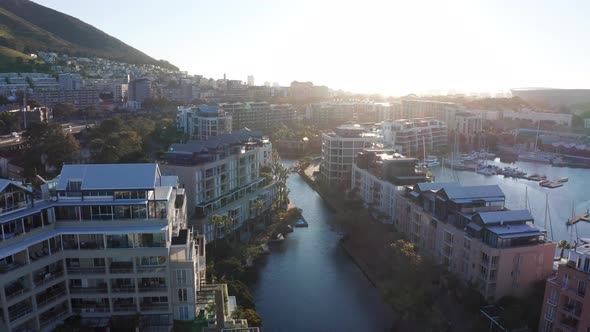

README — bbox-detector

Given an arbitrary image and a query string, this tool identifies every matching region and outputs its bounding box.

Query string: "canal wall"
[298,167,381,288]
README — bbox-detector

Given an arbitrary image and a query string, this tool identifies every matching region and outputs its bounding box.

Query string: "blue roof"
[476,209,534,225]
[56,164,160,191]
[442,185,505,201]
[486,223,543,238]
[414,182,459,192]
[0,179,30,193]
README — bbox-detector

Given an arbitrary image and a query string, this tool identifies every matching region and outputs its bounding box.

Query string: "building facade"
[351,149,429,223]
[454,112,483,145]
[160,129,276,243]
[382,118,448,157]
[177,106,233,140]
[0,164,206,332]
[539,245,590,332]
[33,89,99,109]
[396,183,555,302]
[503,110,573,127]
[320,124,380,188]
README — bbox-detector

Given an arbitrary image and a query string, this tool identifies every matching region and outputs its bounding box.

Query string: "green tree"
[52,103,77,120]
[558,240,571,259]
[23,123,80,178]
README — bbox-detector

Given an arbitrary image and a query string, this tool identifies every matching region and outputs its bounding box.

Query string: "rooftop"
[168,128,265,154]
[475,209,533,225]
[441,185,505,202]
[56,164,159,191]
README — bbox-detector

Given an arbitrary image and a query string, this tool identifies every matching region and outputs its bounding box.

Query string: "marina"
[433,158,590,242]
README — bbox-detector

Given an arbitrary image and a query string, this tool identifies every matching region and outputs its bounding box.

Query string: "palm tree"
[209,214,226,251]
[558,240,571,260]
[253,199,265,218]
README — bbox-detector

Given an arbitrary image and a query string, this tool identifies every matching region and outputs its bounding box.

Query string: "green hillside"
[0,0,177,70]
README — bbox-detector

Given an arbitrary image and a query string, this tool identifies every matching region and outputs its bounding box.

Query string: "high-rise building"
[247,75,255,86]
[128,78,151,105]
[396,183,555,302]
[382,118,448,157]
[160,129,275,243]
[0,164,208,331]
[320,124,381,188]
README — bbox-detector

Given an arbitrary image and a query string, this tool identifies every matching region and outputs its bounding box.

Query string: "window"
[176,270,188,284]
[178,306,189,320]
[578,280,587,297]
[178,288,188,302]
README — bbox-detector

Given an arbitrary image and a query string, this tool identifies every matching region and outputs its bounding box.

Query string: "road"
[0,121,93,147]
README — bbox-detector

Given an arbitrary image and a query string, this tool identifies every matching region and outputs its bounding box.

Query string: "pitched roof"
[56,164,159,191]
[441,185,505,201]
[415,182,459,193]
[0,179,30,193]
[476,209,534,225]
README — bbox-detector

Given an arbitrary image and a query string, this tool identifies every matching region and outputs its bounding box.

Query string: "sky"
[35,0,590,96]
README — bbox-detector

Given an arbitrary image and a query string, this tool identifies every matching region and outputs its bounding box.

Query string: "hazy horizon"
[34,0,590,96]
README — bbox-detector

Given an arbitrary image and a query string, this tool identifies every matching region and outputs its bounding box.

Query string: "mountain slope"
[0,0,177,70]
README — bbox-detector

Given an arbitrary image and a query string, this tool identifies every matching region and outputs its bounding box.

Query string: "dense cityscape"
[1,1,590,332]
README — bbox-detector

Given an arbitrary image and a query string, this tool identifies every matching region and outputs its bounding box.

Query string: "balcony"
[109,262,134,274]
[34,270,64,287]
[39,308,69,328]
[36,289,66,309]
[140,303,169,312]
[113,304,136,312]
[69,286,108,294]
[5,282,27,301]
[111,286,136,293]
[74,305,110,313]
[137,266,166,274]
[8,303,33,323]
[138,286,167,293]
[67,267,106,274]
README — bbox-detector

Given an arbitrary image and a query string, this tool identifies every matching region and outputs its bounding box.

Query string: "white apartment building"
[351,149,429,223]
[382,118,448,157]
[177,106,233,140]
[160,129,276,243]
[503,109,573,127]
[320,124,381,187]
[0,164,207,332]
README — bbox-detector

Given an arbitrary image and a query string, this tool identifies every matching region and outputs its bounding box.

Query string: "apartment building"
[177,106,233,140]
[0,163,207,332]
[351,149,429,223]
[320,124,381,188]
[375,102,403,122]
[539,244,590,332]
[181,103,295,135]
[382,118,448,157]
[503,109,572,127]
[160,129,276,243]
[32,89,99,109]
[396,183,555,302]
[401,99,459,121]
[306,103,355,128]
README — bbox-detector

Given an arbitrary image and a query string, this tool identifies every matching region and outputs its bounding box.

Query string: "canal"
[249,161,395,331]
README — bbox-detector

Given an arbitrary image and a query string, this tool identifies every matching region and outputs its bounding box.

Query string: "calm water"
[434,159,590,242]
[249,161,395,331]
